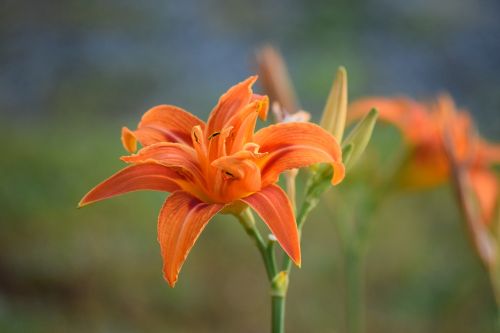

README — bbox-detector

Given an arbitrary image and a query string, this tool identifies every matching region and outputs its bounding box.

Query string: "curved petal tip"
[121,127,138,153]
[331,161,346,185]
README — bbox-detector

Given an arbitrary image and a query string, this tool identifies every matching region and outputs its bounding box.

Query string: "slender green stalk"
[328,187,387,333]
[267,239,278,275]
[236,208,286,333]
[488,268,500,332]
[236,209,277,280]
[271,271,289,333]
[237,166,342,332]
[272,295,286,333]
[345,244,364,333]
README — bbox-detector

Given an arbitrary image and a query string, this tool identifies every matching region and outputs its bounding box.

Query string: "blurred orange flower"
[80,76,345,286]
[349,94,500,224]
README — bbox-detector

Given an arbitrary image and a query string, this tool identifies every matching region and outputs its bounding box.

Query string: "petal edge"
[254,122,345,187]
[158,191,224,287]
[240,184,301,266]
[79,163,181,207]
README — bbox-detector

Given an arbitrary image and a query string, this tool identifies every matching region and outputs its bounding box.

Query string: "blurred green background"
[1,0,499,332]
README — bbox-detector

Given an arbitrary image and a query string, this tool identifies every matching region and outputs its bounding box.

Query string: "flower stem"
[488,268,500,332]
[236,208,277,279]
[237,208,288,332]
[330,188,382,333]
[271,271,289,333]
[237,175,326,332]
[345,243,364,333]
[272,295,286,333]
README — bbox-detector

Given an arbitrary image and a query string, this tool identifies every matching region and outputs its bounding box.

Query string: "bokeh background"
[1,0,500,332]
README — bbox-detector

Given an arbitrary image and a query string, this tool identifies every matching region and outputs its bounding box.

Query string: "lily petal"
[158,191,224,286]
[122,105,205,152]
[396,144,449,189]
[240,184,301,266]
[79,163,181,207]
[121,142,206,189]
[121,127,138,153]
[254,122,345,186]
[348,98,430,143]
[469,169,499,225]
[478,140,500,165]
[206,76,258,135]
[227,95,269,154]
[211,153,262,202]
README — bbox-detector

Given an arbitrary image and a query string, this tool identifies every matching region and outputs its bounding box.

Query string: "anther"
[208,132,221,140]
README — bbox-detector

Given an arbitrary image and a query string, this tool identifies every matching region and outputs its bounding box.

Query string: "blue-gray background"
[1,0,499,332]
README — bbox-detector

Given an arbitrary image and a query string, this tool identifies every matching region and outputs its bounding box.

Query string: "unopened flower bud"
[320,66,348,142]
[342,108,378,168]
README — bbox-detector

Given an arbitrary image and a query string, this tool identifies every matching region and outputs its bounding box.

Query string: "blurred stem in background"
[443,125,500,331]
[345,241,364,333]
[331,186,386,333]
[334,196,366,333]
[322,65,373,333]
[335,109,380,333]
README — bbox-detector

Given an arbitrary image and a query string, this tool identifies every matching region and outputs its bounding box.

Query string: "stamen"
[208,132,221,140]
[191,125,205,146]
[191,125,209,175]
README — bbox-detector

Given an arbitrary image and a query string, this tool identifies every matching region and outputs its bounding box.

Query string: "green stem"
[345,244,364,333]
[267,240,278,275]
[330,190,382,333]
[488,268,500,332]
[236,208,286,333]
[236,208,277,280]
[237,169,334,332]
[272,295,286,333]
[271,271,289,333]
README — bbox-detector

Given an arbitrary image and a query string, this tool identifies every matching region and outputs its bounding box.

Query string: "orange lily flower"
[349,95,500,224]
[80,76,345,286]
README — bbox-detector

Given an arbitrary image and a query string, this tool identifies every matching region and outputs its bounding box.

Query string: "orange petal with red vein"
[240,184,301,266]
[206,76,258,134]
[121,142,205,186]
[469,169,499,225]
[132,105,205,147]
[158,191,224,286]
[254,122,345,186]
[79,163,181,207]
[227,95,269,154]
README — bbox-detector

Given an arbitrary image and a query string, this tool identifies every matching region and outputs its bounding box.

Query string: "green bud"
[341,143,355,166]
[320,66,348,142]
[342,108,378,167]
